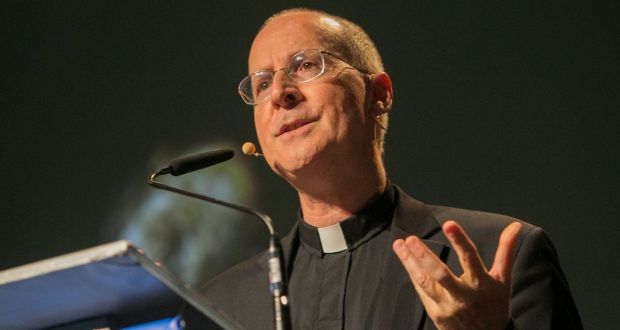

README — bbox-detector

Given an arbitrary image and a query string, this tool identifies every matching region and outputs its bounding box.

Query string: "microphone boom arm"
[147,166,290,330]
[148,168,275,235]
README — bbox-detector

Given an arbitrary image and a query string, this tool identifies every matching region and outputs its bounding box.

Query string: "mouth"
[277,118,318,136]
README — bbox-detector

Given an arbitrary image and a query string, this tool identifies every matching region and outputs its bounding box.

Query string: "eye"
[258,80,272,91]
[294,59,321,74]
[289,54,320,73]
[252,73,273,96]
[300,61,318,71]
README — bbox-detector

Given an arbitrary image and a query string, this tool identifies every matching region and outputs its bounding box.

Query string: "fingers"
[393,221,520,329]
[393,238,426,287]
[393,220,522,305]
[393,236,459,301]
[489,221,522,283]
[442,220,487,279]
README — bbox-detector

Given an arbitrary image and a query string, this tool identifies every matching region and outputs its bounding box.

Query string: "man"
[202,8,582,329]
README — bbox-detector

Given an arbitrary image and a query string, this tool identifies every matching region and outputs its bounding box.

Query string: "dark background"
[2,1,618,328]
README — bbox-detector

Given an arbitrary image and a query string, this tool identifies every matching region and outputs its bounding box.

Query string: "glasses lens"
[239,71,273,105]
[287,50,325,83]
[238,50,326,105]
[238,76,253,104]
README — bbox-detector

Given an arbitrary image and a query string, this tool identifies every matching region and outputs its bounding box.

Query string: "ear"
[369,72,393,116]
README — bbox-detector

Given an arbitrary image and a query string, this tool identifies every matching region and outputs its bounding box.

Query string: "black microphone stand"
[148,166,291,330]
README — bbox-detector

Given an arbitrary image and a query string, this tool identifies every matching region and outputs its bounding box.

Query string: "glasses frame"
[238,49,369,105]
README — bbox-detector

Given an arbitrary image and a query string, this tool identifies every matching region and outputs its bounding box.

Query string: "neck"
[296,161,387,228]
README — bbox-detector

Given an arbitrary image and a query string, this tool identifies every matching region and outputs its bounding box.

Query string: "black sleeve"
[510,227,583,329]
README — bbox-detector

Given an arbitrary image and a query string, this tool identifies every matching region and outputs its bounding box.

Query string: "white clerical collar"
[317,223,348,253]
[297,184,396,255]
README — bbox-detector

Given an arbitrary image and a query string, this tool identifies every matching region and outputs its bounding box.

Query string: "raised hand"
[392,220,522,330]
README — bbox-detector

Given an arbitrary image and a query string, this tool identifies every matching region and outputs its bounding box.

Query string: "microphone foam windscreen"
[169,149,235,176]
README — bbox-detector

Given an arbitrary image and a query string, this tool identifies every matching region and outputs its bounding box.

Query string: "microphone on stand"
[147,149,290,330]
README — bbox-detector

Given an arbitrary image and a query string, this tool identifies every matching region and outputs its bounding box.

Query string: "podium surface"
[0,241,241,329]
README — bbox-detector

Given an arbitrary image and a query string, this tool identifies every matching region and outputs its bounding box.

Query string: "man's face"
[249,13,374,181]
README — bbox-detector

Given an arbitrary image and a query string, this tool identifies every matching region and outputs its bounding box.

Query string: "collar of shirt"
[297,184,396,255]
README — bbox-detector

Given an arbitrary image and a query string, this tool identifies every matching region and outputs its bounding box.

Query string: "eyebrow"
[251,49,307,74]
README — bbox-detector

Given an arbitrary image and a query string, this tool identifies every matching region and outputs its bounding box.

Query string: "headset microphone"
[242,142,263,157]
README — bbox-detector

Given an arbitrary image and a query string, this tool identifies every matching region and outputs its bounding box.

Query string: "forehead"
[248,13,334,72]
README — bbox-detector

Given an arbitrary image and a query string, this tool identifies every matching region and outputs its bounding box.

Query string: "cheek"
[343,78,367,112]
[335,86,367,126]
[325,76,367,115]
[253,112,270,146]
[253,109,267,132]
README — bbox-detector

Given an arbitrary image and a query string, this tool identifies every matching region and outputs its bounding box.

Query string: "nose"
[270,70,302,108]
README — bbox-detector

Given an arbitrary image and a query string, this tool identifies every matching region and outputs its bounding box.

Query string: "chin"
[270,147,320,178]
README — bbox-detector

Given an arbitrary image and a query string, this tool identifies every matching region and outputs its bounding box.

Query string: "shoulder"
[432,204,546,261]
[201,250,267,297]
[393,184,539,240]
[198,229,299,328]
[200,223,298,304]
[393,185,541,261]
[197,250,270,326]
[431,204,538,237]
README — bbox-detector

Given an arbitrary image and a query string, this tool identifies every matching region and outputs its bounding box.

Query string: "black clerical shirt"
[288,186,396,329]
[199,184,582,329]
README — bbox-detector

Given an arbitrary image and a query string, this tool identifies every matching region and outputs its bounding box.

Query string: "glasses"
[238,49,368,105]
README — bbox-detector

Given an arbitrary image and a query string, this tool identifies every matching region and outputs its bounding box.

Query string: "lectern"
[0,241,243,329]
